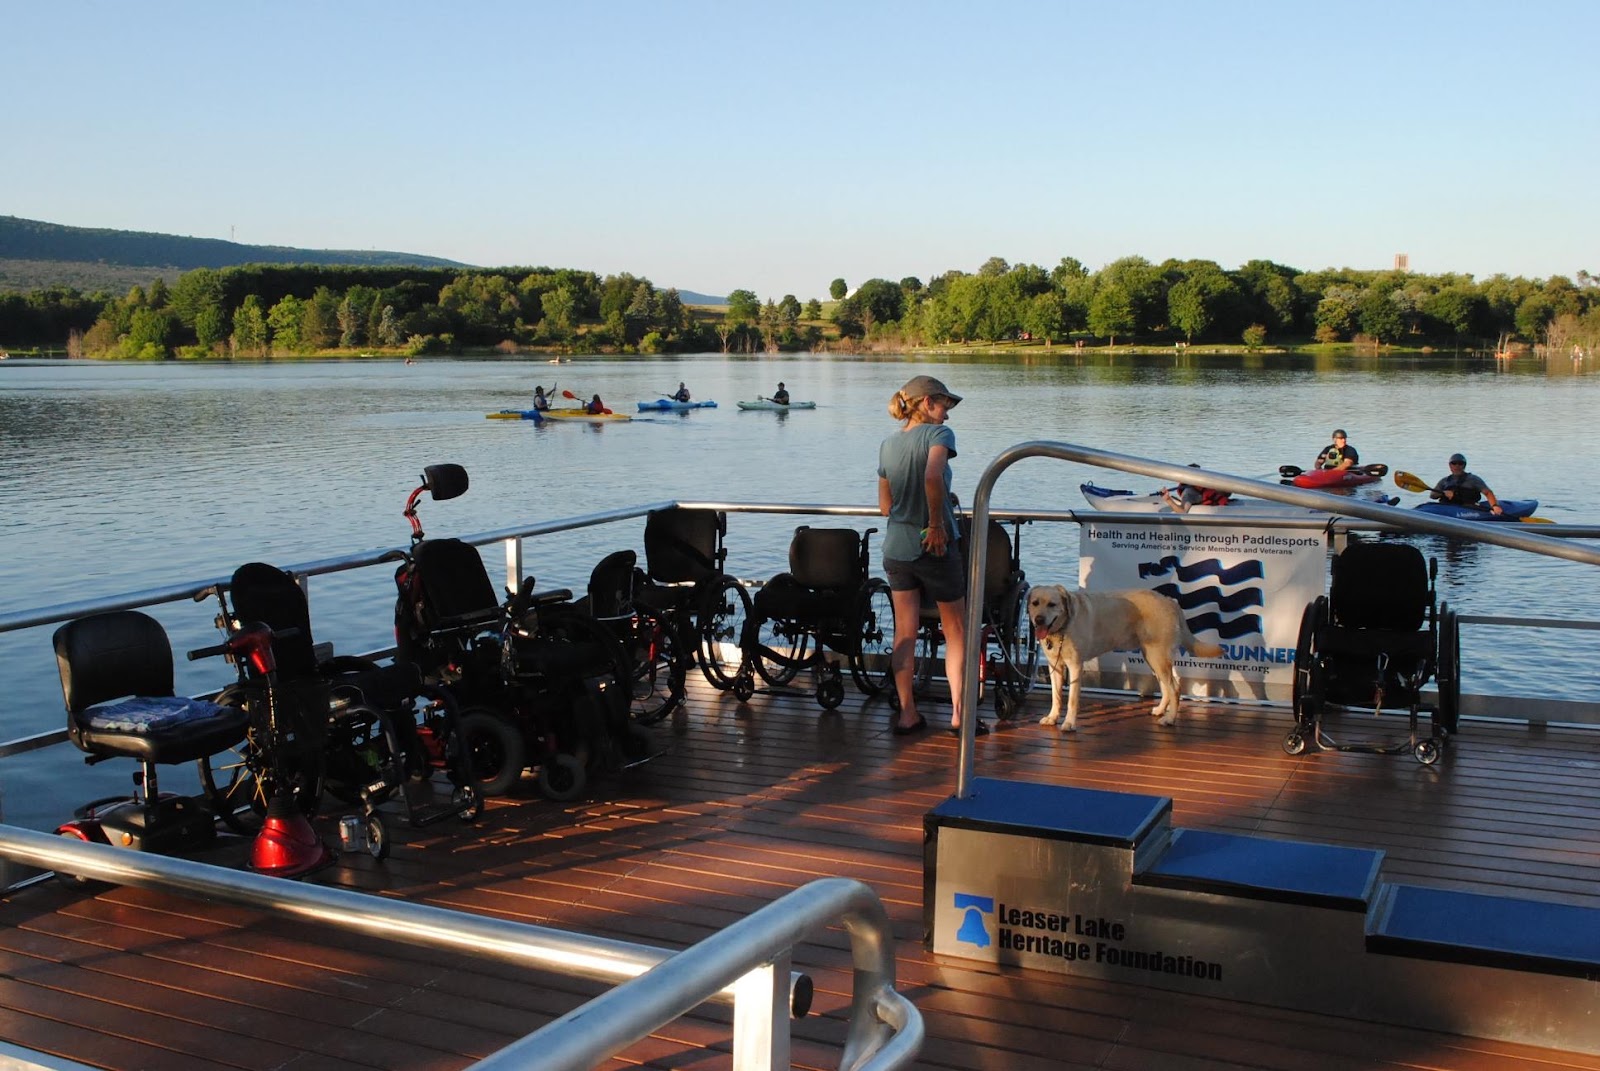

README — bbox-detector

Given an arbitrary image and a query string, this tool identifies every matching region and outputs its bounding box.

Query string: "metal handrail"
[0,826,917,1071]
[954,445,1600,798]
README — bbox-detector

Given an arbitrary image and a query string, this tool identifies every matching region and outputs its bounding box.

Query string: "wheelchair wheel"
[732,668,756,703]
[365,814,390,861]
[1291,597,1328,730]
[629,616,685,726]
[753,619,808,687]
[537,752,587,802]
[1435,605,1461,735]
[817,676,846,710]
[1414,739,1441,766]
[991,585,1040,715]
[697,577,752,689]
[850,579,896,696]
[457,709,526,797]
[452,784,483,822]
[198,683,324,835]
[1282,728,1308,756]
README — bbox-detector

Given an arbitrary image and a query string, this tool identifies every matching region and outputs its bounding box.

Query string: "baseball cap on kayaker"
[1331,429,1347,438]
[902,374,962,407]
[1449,453,1467,465]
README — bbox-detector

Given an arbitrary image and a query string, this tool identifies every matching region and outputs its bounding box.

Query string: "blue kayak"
[637,399,718,411]
[1414,499,1539,522]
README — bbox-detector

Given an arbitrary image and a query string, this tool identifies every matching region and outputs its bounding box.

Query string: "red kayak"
[1292,469,1379,489]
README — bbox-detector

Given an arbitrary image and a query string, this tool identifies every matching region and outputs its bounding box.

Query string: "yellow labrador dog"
[1027,584,1223,730]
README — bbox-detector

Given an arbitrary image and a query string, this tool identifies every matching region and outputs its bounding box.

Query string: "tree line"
[828,257,1600,353]
[1,255,1595,357]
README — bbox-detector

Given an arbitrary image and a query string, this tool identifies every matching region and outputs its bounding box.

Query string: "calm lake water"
[2,351,1597,826]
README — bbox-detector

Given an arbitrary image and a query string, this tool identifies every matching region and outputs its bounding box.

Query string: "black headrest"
[229,562,319,680]
[587,550,638,618]
[412,539,502,624]
[789,527,862,590]
[959,516,1014,603]
[54,610,176,713]
[645,508,723,583]
[423,464,469,502]
[1331,542,1429,631]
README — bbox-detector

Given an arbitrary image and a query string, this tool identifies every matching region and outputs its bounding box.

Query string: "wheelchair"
[911,516,1040,718]
[636,507,753,691]
[1283,540,1461,766]
[734,525,896,710]
[393,466,646,800]
[580,548,686,725]
[198,562,480,859]
[53,610,250,856]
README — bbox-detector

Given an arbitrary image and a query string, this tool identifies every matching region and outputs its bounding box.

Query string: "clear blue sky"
[4,1,1594,301]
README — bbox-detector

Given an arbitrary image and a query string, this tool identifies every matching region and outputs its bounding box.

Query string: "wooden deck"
[6,678,1600,1071]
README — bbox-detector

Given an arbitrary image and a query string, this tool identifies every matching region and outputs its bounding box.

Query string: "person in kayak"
[771,382,790,406]
[878,374,978,738]
[532,386,551,411]
[585,394,606,414]
[1160,464,1231,512]
[672,382,691,402]
[1431,453,1502,515]
[1314,428,1359,471]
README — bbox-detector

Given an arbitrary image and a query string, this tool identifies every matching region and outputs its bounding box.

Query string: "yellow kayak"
[541,408,632,423]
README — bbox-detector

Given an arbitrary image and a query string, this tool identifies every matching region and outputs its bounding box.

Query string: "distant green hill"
[0,215,470,291]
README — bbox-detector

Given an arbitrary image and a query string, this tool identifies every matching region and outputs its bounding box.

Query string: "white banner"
[1079,521,1328,695]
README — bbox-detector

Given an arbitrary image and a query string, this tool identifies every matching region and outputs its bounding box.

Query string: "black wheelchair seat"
[56,609,248,766]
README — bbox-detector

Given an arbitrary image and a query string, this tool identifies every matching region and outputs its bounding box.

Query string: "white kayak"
[1080,482,1397,516]
[736,399,815,410]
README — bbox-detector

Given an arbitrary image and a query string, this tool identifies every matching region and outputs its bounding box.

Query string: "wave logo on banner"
[1138,556,1264,640]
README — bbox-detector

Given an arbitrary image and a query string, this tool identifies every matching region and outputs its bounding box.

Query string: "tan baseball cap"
[901,375,962,406]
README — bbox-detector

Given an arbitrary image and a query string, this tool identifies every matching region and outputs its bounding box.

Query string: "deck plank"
[6,676,1600,1070]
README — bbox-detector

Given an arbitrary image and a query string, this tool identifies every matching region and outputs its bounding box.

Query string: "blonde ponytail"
[888,390,913,421]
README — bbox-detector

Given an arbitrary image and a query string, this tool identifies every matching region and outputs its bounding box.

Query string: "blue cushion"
[85,696,228,734]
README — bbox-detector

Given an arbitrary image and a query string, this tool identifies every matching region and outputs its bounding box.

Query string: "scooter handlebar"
[186,625,300,662]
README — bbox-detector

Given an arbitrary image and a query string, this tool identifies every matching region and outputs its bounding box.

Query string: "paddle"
[561,389,612,415]
[1394,471,1429,493]
[1281,463,1388,481]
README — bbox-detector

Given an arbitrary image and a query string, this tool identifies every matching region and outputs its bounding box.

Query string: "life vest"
[1442,475,1481,506]
[1319,446,1347,470]
[1178,484,1232,507]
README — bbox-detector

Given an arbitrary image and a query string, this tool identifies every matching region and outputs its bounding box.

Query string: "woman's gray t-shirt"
[878,423,957,562]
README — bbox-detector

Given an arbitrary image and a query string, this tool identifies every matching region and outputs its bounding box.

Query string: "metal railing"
[0,826,918,1071]
[952,444,1600,797]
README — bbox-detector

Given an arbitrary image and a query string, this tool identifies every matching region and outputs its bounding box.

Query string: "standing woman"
[877,375,977,736]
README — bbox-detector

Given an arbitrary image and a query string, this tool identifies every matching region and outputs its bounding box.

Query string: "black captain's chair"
[54,609,249,852]
[1285,540,1461,765]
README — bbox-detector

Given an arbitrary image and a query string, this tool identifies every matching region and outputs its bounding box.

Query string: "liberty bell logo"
[953,893,993,948]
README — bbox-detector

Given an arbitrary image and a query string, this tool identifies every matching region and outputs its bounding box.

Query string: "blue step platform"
[925,776,1600,1054]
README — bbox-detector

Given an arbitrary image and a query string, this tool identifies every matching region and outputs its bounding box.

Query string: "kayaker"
[878,374,978,738]
[1314,429,1359,471]
[771,382,790,406]
[532,386,550,411]
[1160,464,1231,512]
[1431,453,1502,515]
[672,382,691,402]
[586,394,606,414]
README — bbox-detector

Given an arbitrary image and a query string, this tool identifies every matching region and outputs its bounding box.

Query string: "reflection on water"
[1,353,1597,825]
